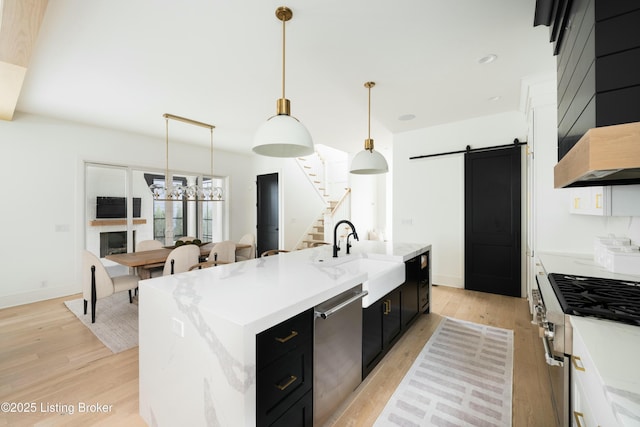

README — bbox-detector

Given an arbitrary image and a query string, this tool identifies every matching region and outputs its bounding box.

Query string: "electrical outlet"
[171,318,184,337]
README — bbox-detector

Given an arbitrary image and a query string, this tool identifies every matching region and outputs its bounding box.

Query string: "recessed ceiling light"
[478,54,498,64]
[488,96,501,102]
[398,114,416,121]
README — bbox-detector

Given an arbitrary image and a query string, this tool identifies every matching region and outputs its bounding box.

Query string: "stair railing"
[324,188,351,243]
[295,153,327,204]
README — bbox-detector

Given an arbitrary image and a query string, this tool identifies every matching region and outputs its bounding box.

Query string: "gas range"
[548,273,640,326]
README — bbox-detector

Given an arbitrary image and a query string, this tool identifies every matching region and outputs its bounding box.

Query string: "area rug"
[64,292,138,353]
[374,317,514,427]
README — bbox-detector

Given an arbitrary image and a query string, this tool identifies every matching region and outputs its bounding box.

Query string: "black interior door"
[256,173,279,257]
[464,147,521,297]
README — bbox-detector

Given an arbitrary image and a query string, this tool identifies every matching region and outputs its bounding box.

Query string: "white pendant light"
[350,82,388,174]
[253,6,314,158]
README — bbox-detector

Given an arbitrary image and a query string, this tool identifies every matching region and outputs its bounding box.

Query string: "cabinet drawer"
[257,309,313,370]
[572,328,619,426]
[270,389,313,427]
[257,344,313,425]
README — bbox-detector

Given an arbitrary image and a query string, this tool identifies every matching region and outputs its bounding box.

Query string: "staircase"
[301,217,328,248]
[295,151,350,250]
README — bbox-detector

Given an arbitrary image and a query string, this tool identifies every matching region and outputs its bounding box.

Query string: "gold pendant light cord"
[281,15,286,100]
[210,127,214,179]
[364,81,375,152]
[165,117,170,186]
[368,84,371,142]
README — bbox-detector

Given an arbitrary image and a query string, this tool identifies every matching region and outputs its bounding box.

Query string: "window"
[85,163,228,260]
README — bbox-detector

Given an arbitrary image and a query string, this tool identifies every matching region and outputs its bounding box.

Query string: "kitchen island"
[138,241,430,426]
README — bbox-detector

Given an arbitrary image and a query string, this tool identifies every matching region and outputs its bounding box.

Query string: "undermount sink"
[313,256,405,308]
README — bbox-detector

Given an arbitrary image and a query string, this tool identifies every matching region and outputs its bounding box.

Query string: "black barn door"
[464,147,521,297]
[256,173,279,257]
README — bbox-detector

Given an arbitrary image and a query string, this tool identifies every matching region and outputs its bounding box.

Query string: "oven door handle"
[542,335,564,367]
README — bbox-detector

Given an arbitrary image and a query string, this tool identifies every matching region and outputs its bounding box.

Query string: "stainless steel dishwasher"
[314,284,368,426]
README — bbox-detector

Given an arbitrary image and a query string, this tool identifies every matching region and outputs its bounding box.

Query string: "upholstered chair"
[163,244,200,276]
[235,233,256,261]
[208,241,236,264]
[82,250,139,324]
[136,239,163,251]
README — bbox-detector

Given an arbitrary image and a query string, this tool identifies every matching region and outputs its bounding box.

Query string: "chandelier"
[149,113,223,201]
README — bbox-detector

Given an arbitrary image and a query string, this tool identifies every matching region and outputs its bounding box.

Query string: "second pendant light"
[350,82,389,174]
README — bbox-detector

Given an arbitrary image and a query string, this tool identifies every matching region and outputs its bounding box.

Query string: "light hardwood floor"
[0,286,556,426]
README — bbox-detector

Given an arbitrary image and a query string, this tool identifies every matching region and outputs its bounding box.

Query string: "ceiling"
[13,0,555,155]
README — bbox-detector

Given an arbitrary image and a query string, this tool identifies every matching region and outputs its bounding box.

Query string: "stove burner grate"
[548,273,640,325]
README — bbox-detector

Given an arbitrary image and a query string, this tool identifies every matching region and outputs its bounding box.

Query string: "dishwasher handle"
[315,290,368,319]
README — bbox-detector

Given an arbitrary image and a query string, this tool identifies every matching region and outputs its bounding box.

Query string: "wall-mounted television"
[96,197,141,218]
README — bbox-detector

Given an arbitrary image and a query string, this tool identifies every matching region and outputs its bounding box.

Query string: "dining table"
[105,242,251,279]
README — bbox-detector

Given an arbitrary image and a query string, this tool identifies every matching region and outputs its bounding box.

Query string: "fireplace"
[100,231,136,258]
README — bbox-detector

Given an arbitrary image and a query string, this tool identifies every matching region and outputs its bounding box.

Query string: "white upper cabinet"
[569,184,640,216]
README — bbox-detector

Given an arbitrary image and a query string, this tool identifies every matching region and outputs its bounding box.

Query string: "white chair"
[163,244,200,276]
[82,250,139,324]
[235,233,256,261]
[136,239,163,252]
[134,239,165,279]
[208,241,236,264]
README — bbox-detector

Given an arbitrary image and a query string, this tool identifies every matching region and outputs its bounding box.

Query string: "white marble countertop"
[141,240,430,335]
[537,251,640,282]
[570,316,640,426]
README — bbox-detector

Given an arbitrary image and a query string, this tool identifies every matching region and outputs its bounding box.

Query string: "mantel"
[89,219,147,226]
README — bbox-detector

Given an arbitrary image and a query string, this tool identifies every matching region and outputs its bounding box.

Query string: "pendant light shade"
[350,147,389,174]
[253,6,314,158]
[253,114,313,157]
[350,82,388,174]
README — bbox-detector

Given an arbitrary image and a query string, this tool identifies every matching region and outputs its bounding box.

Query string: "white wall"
[392,78,640,290]
[253,156,327,251]
[0,113,255,308]
[392,111,528,287]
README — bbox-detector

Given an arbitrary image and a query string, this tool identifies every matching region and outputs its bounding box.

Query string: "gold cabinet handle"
[595,193,602,209]
[572,355,585,372]
[383,299,391,315]
[275,330,298,343]
[574,197,580,209]
[573,411,585,427]
[275,375,297,391]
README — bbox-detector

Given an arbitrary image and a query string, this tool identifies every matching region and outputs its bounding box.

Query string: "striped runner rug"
[374,317,514,427]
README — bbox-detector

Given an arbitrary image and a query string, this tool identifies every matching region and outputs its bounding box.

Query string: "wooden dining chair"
[260,249,289,257]
[82,250,139,323]
[163,245,200,276]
